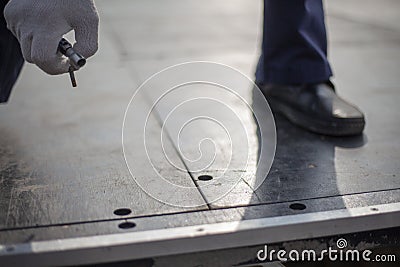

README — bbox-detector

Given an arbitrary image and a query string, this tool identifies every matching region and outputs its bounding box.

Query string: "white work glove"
[4,0,99,75]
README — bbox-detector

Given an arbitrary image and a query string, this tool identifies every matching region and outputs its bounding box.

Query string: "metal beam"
[1,202,399,266]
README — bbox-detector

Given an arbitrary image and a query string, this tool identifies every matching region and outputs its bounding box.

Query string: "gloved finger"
[30,35,70,75]
[73,15,99,58]
[19,33,34,63]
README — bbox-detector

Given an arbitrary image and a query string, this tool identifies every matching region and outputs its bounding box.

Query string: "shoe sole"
[267,97,365,136]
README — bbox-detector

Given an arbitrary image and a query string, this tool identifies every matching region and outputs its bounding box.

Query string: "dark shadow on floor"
[242,89,367,218]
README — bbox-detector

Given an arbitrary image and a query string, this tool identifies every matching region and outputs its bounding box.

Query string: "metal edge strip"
[1,202,399,266]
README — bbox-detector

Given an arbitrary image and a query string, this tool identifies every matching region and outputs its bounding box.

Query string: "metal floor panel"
[1,203,400,266]
[1,0,400,265]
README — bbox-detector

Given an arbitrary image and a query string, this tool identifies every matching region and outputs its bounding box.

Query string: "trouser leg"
[255,0,332,85]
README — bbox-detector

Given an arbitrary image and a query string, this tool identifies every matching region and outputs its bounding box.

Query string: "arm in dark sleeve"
[0,0,24,103]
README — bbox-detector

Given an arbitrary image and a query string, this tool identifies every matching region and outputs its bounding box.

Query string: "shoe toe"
[332,97,364,120]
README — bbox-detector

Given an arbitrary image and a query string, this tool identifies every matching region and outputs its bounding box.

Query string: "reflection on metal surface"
[122,62,276,207]
[1,202,399,266]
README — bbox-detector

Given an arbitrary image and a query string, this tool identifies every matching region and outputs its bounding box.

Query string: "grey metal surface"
[1,203,399,267]
[1,188,400,245]
[0,0,400,265]
[0,38,207,230]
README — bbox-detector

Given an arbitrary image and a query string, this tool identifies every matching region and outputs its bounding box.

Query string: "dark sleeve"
[0,0,24,103]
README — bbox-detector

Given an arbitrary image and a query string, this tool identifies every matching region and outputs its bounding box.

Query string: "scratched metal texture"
[0,0,400,245]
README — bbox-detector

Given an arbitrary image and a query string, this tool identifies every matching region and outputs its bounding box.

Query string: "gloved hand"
[4,0,99,75]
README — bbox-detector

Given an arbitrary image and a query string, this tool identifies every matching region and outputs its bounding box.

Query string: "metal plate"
[1,0,400,265]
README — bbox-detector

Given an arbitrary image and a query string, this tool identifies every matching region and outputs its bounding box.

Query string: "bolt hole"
[371,207,379,211]
[6,246,14,252]
[197,228,204,232]
[114,208,132,216]
[118,222,136,229]
[289,203,307,210]
[198,175,213,181]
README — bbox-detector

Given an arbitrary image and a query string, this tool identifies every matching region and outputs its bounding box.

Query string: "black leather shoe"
[257,81,365,136]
